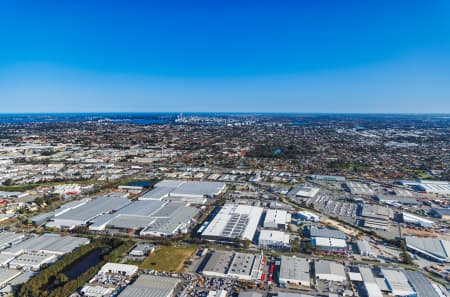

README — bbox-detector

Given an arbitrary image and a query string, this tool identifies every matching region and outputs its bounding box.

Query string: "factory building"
[429,208,450,220]
[405,236,450,263]
[359,204,392,230]
[201,251,263,281]
[201,204,263,242]
[314,260,346,282]
[402,212,435,228]
[139,180,226,204]
[0,232,25,251]
[308,175,346,182]
[306,226,347,253]
[345,182,374,196]
[99,263,138,276]
[293,211,320,222]
[358,266,383,297]
[413,180,450,196]
[278,256,311,287]
[258,230,290,249]
[356,240,376,258]
[380,269,416,297]
[294,186,320,198]
[118,274,180,297]
[263,209,290,229]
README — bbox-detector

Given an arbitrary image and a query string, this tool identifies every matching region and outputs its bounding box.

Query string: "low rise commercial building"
[314,260,346,283]
[258,230,289,249]
[278,256,310,287]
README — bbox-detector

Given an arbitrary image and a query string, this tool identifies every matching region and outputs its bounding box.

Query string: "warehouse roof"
[0,232,25,250]
[118,274,180,297]
[381,269,415,296]
[405,271,440,297]
[202,251,234,276]
[308,226,346,239]
[279,256,310,284]
[202,204,263,241]
[315,260,346,277]
[405,236,450,262]
[0,268,21,286]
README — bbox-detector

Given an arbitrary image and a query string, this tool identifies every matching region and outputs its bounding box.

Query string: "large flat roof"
[279,256,310,284]
[201,204,263,241]
[118,275,180,297]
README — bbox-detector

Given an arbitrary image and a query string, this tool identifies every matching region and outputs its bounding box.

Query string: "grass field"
[140,246,197,272]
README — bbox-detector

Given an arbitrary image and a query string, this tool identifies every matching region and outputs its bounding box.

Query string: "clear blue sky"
[1,0,450,113]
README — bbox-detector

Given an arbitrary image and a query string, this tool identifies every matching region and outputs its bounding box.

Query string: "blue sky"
[1,0,450,113]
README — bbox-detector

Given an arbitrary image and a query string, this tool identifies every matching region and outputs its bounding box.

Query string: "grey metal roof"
[55,195,130,223]
[116,200,165,217]
[171,181,225,197]
[202,251,234,275]
[405,236,448,260]
[118,275,180,297]
[0,232,25,250]
[405,271,440,297]
[309,226,346,239]
[315,260,345,277]
[279,256,310,283]
[2,234,89,255]
[277,292,314,297]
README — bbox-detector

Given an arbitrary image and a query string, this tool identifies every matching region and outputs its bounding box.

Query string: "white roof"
[314,237,347,248]
[99,263,138,276]
[381,269,415,296]
[202,204,263,241]
[263,209,288,227]
[258,230,289,245]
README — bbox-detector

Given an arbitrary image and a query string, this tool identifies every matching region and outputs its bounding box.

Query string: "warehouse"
[308,175,346,182]
[201,250,234,278]
[294,185,320,198]
[99,263,138,276]
[405,236,450,263]
[226,252,263,281]
[359,204,392,230]
[306,226,347,252]
[402,212,435,228]
[356,240,375,257]
[380,269,415,297]
[201,204,263,242]
[345,182,374,195]
[118,274,180,297]
[1,234,90,257]
[413,180,450,196]
[278,256,311,287]
[374,195,420,206]
[405,271,445,297]
[314,260,346,282]
[0,232,25,251]
[429,208,450,220]
[47,194,131,229]
[294,211,320,222]
[201,251,263,281]
[358,266,383,297]
[258,230,290,249]
[139,180,226,204]
[263,209,290,229]
[8,252,57,270]
[0,268,21,288]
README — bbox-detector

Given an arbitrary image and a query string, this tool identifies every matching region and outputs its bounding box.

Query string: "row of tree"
[17,237,134,297]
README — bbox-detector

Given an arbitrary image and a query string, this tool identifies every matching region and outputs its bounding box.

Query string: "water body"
[63,249,103,280]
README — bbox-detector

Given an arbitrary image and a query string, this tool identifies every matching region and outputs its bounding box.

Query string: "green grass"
[140,246,197,272]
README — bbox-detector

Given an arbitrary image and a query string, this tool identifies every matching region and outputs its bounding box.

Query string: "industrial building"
[308,175,346,182]
[413,180,450,196]
[263,209,290,229]
[405,236,450,263]
[0,268,22,288]
[356,240,376,258]
[8,252,57,270]
[357,266,383,297]
[139,180,226,204]
[258,230,289,249]
[405,271,448,297]
[374,195,420,206]
[380,269,415,297]
[201,250,263,281]
[294,185,320,198]
[278,256,311,287]
[47,194,131,229]
[306,226,347,252]
[314,260,346,282]
[293,211,320,222]
[0,232,25,251]
[201,204,263,242]
[429,208,450,220]
[88,199,199,237]
[345,182,374,196]
[118,274,180,297]
[402,212,435,228]
[359,204,392,230]
[99,263,138,276]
